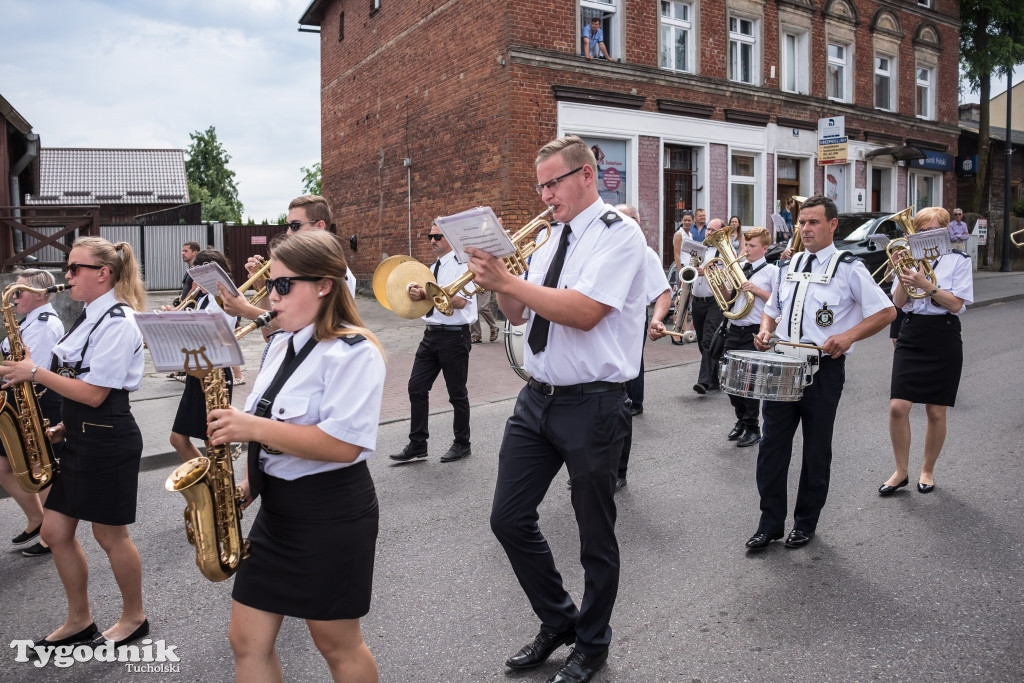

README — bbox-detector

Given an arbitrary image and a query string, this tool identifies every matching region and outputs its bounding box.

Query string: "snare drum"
[504,320,530,381]
[719,350,808,402]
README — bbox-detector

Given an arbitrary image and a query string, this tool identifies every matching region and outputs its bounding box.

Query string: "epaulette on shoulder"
[600,210,622,228]
[37,312,52,320]
[340,334,366,346]
[779,258,792,268]
[839,252,858,264]
[951,249,970,258]
[108,305,126,317]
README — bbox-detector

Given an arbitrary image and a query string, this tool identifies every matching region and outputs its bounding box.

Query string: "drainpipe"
[10,133,40,262]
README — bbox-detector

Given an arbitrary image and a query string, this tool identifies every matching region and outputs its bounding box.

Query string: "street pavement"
[1,270,1023,681]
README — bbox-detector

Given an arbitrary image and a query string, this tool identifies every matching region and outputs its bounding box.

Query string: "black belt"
[425,324,469,333]
[527,378,623,396]
[691,296,715,303]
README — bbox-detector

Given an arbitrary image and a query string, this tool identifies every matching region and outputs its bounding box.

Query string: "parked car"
[765,212,903,283]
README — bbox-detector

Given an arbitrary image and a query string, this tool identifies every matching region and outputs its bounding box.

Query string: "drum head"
[503,320,530,381]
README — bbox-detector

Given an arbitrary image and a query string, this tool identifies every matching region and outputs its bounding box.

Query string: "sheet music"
[188,262,240,297]
[868,234,891,250]
[907,229,951,260]
[136,310,243,373]
[679,238,707,259]
[434,206,516,263]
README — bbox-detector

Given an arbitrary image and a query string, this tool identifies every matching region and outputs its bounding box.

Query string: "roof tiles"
[26,148,189,205]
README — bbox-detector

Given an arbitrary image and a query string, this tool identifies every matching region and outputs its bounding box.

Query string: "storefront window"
[581,136,628,206]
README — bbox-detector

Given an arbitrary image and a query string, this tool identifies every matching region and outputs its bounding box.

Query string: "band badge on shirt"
[55,367,78,379]
[815,303,834,327]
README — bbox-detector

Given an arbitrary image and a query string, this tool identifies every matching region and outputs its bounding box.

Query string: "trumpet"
[703,227,755,320]
[236,259,273,307]
[175,287,200,311]
[373,208,554,319]
[884,207,938,300]
[235,310,277,340]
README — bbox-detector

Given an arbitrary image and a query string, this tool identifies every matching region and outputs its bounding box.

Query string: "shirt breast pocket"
[266,392,311,424]
[811,290,842,309]
[559,268,580,290]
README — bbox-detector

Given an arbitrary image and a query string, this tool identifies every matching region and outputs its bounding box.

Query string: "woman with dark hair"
[878,207,973,496]
[728,215,744,255]
[207,230,385,681]
[2,237,149,648]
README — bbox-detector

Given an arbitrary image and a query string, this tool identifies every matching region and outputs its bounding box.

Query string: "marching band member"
[467,135,647,683]
[879,207,973,496]
[206,230,384,682]
[166,250,238,463]
[747,196,894,550]
[721,227,778,448]
[0,270,65,558]
[2,238,148,648]
[690,219,727,394]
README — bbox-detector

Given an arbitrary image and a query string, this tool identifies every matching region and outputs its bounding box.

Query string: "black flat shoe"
[727,421,744,440]
[745,532,782,550]
[389,443,428,462]
[692,383,707,395]
[736,428,761,448]
[12,524,42,546]
[546,648,608,683]
[34,622,98,649]
[917,482,935,494]
[88,619,149,649]
[878,476,910,496]
[784,529,814,548]
[506,628,576,669]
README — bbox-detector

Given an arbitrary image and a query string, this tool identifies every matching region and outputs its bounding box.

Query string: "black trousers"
[724,323,760,428]
[692,297,723,387]
[755,355,845,536]
[408,326,471,446]
[490,384,629,656]
[619,313,649,477]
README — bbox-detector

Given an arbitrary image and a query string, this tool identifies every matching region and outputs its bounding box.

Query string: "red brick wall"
[636,135,660,248]
[709,143,728,221]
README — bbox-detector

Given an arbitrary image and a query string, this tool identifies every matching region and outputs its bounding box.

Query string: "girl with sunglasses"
[2,237,148,649]
[206,230,385,681]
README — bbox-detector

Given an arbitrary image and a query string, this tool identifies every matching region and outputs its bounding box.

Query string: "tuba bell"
[373,208,554,319]
[702,227,755,320]
[884,207,939,299]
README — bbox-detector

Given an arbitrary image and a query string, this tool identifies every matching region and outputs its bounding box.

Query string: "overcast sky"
[0,0,320,222]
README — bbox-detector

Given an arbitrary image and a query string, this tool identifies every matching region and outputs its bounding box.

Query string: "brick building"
[298,0,960,274]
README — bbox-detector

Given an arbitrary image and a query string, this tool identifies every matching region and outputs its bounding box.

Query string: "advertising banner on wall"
[581,136,627,206]
[824,165,847,212]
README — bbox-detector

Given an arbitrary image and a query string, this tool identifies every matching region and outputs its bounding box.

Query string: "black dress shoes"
[727,421,744,440]
[878,476,909,496]
[784,529,814,548]
[745,532,782,550]
[736,428,760,448]
[87,619,149,649]
[440,442,471,463]
[547,648,608,683]
[917,482,935,494]
[692,383,707,395]
[506,629,576,669]
[390,443,428,462]
[34,623,98,649]
[614,477,627,492]
[630,404,643,416]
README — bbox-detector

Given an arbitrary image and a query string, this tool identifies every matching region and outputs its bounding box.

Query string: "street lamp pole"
[1001,68,1013,272]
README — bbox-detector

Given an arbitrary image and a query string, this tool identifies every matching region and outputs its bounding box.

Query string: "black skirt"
[232,461,379,620]
[45,390,143,526]
[891,313,963,407]
[171,369,233,440]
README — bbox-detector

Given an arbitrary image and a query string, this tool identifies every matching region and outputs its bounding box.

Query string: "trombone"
[1012,228,1024,248]
[373,208,554,319]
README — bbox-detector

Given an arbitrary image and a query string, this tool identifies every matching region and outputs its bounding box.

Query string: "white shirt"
[523,198,648,385]
[2,303,64,363]
[890,251,974,315]
[196,291,238,330]
[641,247,671,304]
[422,250,477,326]
[690,245,719,298]
[246,323,385,480]
[51,289,144,390]
[765,244,894,355]
[731,257,778,327]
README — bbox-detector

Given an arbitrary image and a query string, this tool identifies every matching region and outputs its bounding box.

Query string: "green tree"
[300,162,322,195]
[185,126,244,223]
[960,1,1024,213]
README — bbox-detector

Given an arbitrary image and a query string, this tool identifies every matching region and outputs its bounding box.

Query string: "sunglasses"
[66,262,104,276]
[286,221,315,232]
[264,275,322,296]
[427,234,444,241]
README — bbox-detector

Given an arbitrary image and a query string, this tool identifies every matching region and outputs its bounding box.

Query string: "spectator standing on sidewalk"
[470,290,500,343]
[948,208,969,251]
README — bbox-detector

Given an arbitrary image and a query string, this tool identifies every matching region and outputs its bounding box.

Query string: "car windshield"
[834,217,878,241]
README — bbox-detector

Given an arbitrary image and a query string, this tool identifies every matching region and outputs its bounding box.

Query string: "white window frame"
[908,170,941,211]
[660,1,694,73]
[728,15,759,86]
[916,65,935,120]
[780,29,809,95]
[874,53,896,112]
[581,0,621,61]
[917,0,932,8]
[826,42,850,102]
[729,151,759,226]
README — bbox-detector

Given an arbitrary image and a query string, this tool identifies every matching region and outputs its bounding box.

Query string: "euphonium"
[0,283,65,493]
[702,228,755,320]
[885,207,938,300]
[164,350,249,582]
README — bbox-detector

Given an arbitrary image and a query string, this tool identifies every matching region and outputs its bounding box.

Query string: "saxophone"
[164,349,249,582]
[0,283,66,493]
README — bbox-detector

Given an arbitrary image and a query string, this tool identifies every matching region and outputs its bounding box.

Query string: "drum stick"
[663,330,686,338]
[765,335,826,352]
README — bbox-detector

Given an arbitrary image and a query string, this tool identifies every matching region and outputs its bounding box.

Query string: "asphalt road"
[2,299,1022,682]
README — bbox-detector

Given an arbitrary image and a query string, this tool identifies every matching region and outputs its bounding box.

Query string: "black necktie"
[797,254,815,340]
[246,338,297,498]
[424,259,441,318]
[742,263,753,278]
[528,223,572,354]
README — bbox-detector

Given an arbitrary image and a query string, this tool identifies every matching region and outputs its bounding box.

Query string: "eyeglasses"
[534,166,584,195]
[427,234,444,242]
[264,275,322,296]
[953,212,963,216]
[66,263,104,276]
[286,220,316,232]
